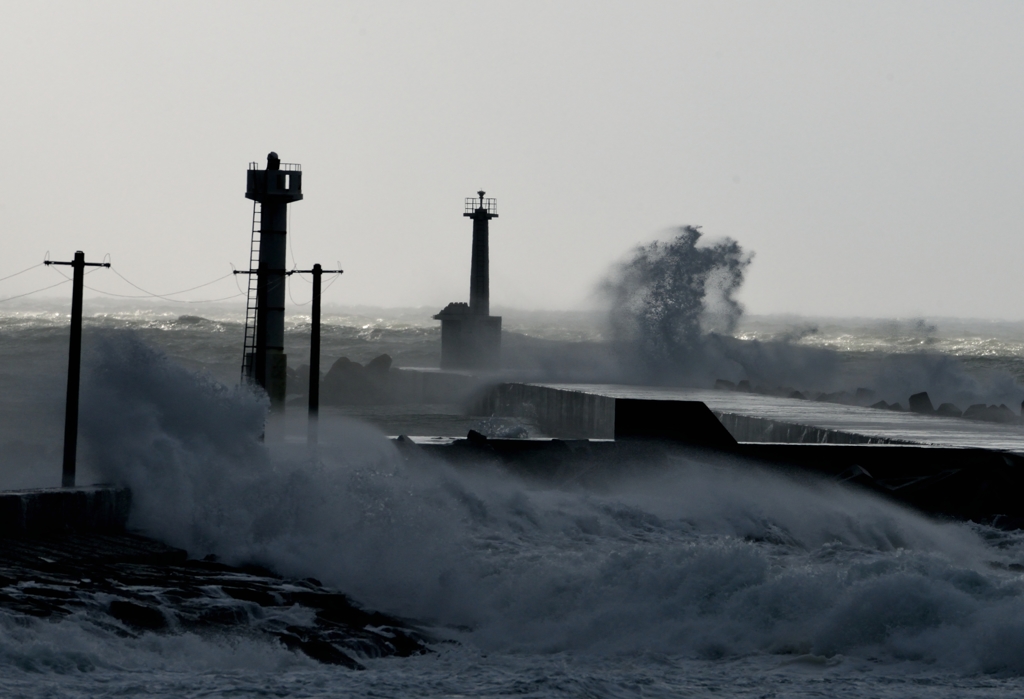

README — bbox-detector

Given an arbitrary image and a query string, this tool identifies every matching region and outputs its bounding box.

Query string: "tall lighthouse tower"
[434,191,502,369]
[243,152,303,407]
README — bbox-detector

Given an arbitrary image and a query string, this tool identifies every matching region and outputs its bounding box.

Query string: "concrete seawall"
[475,382,616,439]
[478,383,914,445]
[714,412,908,445]
[390,368,497,405]
[0,486,131,536]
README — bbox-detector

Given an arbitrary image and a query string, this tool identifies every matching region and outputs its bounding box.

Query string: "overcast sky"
[1,1,1022,318]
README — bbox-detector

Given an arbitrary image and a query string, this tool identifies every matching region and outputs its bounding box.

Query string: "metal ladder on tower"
[240,201,261,383]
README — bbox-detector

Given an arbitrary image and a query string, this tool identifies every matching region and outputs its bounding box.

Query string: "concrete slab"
[0,486,130,536]
[491,383,1024,452]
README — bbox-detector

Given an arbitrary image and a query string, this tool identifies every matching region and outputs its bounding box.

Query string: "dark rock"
[222,586,280,606]
[22,586,74,600]
[197,605,249,626]
[964,404,1018,424]
[855,388,876,405]
[888,402,904,412]
[818,391,850,404]
[936,402,963,418]
[321,357,387,405]
[870,400,890,410]
[467,429,488,443]
[736,380,752,392]
[109,600,168,630]
[365,354,392,375]
[998,404,1019,423]
[714,379,736,391]
[289,364,313,395]
[909,392,935,415]
[963,404,988,420]
[0,532,431,666]
[789,391,806,400]
[277,633,364,670]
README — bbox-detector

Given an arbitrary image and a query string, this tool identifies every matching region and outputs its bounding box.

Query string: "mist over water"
[59,335,1024,682]
[3,258,1024,693]
[600,228,1024,408]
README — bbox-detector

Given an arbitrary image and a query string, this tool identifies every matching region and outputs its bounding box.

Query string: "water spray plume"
[602,225,752,383]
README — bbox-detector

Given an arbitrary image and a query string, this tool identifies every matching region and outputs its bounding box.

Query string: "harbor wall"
[0,486,131,536]
[474,382,616,439]
[477,383,910,445]
[714,412,907,445]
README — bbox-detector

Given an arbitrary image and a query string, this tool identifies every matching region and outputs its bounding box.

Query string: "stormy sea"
[4,298,1024,697]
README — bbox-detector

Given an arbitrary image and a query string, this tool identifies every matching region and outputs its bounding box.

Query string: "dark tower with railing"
[434,191,502,369]
[242,152,303,407]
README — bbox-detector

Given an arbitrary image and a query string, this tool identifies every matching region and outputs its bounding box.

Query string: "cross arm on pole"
[45,260,110,267]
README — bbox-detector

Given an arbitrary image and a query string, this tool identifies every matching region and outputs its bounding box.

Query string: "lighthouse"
[242,152,303,407]
[434,191,502,369]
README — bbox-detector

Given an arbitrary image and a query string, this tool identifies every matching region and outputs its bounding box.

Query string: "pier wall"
[478,383,910,445]
[0,486,131,536]
[714,412,907,445]
[474,382,616,439]
[389,368,496,405]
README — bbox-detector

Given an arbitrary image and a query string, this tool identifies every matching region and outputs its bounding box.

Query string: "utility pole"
[288,264,343,445]
[44,251,110,487]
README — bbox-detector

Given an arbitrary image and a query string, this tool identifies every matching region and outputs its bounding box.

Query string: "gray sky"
[2,1,1022,318]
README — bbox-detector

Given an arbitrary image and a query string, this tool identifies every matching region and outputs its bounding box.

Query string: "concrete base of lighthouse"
[434,302,501,370]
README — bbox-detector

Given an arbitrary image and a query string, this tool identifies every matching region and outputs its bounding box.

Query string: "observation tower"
[242,152,303,407]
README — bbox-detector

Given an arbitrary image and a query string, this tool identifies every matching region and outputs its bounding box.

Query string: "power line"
[287,274,311,306]
[51,264,243,304]
[0,263,43,284]
[0,278,70,304]
[108,268,236,299]
[287,265,343,307]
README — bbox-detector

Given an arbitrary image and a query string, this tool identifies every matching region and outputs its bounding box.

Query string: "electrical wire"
[108,268,236,299]
[50,264,243,304]
[287,266,344,307]
[287,275,311,306]
[0,278,70,304]
[232,266,248,295]
[323,273,343,294]
[0,263,43,284]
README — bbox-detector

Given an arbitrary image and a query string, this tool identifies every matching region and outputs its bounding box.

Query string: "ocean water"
[4,303,1024,696]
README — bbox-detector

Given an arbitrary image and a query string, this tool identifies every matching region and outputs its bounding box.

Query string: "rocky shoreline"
[0,531,431,669]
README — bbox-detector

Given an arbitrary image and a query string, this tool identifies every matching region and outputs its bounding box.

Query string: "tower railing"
[248,162,302,171]
[465,197,497,215]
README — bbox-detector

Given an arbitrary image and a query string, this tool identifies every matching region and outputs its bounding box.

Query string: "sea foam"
[69,333,1024,676]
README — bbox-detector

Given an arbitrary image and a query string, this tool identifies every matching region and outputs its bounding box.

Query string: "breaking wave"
[70,334,1024,675]
[600,227,1024,408]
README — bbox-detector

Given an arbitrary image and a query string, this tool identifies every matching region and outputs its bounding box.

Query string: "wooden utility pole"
[45,251,110,487]
[289,264,342,445]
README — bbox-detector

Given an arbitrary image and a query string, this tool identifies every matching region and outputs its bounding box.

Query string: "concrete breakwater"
[715,412,910,445]
[289,357,490,406]
[0,486,131,536]
[477,382,1024,451]
[477,383,912,446]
